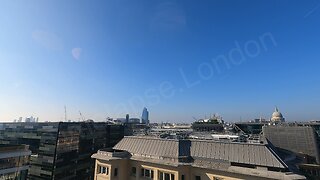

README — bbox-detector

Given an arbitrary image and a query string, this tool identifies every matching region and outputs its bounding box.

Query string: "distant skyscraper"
[141,107,149,124]
[126,114,129,123]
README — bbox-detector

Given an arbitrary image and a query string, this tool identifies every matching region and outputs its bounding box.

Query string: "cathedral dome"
[272,111,283,118]
[271,107,285,122]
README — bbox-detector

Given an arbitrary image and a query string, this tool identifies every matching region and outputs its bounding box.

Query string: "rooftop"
[92,136,307,179]
[111,136,287,169]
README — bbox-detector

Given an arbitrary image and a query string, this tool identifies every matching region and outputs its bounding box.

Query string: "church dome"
[272,111,283,118]
[271,107,285,122]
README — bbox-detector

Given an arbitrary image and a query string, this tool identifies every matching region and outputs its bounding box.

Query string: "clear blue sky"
[1,0,320,122]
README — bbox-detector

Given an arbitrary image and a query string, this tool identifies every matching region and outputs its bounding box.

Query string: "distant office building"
[141,107,149,124]
[24,116,38,123]
[251,117,267,123]
[192,122,224,132]
[270,107,285,123]
[92,136,305,180]
[114,118,127,123]
[124,117,150,136]
[192,114,224,132]
[0,144,31,180]
[129,118,140,124]
[24,117,31,123]
[0,122,124,180]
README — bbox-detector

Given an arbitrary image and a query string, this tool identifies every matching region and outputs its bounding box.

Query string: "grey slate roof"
[263,125,320,163]
[190,140,285,168]
[114,136,179,158]
[113,136,287,169]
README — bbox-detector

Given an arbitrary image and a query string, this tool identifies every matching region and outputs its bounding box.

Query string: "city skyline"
[1,1,320,122]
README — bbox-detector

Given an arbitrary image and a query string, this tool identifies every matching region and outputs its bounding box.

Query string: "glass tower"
[141,107,149,124]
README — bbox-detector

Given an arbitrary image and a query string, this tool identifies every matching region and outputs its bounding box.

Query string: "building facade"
[92,136,306,180]
[192,123,224,132]
[0,122,124,180]
[0,144,31,180]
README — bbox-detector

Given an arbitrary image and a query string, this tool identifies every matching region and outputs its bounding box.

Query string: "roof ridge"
[189,139,266,146]
[265,142,288,169]
[123,136,179,142]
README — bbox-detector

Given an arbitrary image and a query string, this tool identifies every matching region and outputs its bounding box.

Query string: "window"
[165,173,170,180]
[181,175,185,180]
[195,176,201,180]
[146,169,150,177]
[131,167,137,176]
[213,177,224,180]
[158,171,175,180]
[97,165,109,175]
[141,168,154,179]
[114,168,118,176]
[171,174,175,180]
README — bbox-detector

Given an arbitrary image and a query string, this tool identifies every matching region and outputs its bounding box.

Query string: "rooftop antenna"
[64,105,67,122]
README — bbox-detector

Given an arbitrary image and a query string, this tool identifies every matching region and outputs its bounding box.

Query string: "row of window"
[98,166,109,175]
[131,167,176,180]
[98,165,224,180]
[159,171,175,180]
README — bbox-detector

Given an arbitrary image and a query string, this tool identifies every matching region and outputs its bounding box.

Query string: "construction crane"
[79,111,85,121]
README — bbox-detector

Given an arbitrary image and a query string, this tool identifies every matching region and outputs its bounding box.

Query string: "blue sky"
[1,0,320,122]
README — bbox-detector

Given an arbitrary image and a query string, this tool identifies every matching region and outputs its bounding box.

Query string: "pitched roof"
[190,140,286,168]
[114,136,179,158]
[113,136,287,169]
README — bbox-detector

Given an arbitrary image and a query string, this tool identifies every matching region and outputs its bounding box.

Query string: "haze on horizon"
[1,0,320,123]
